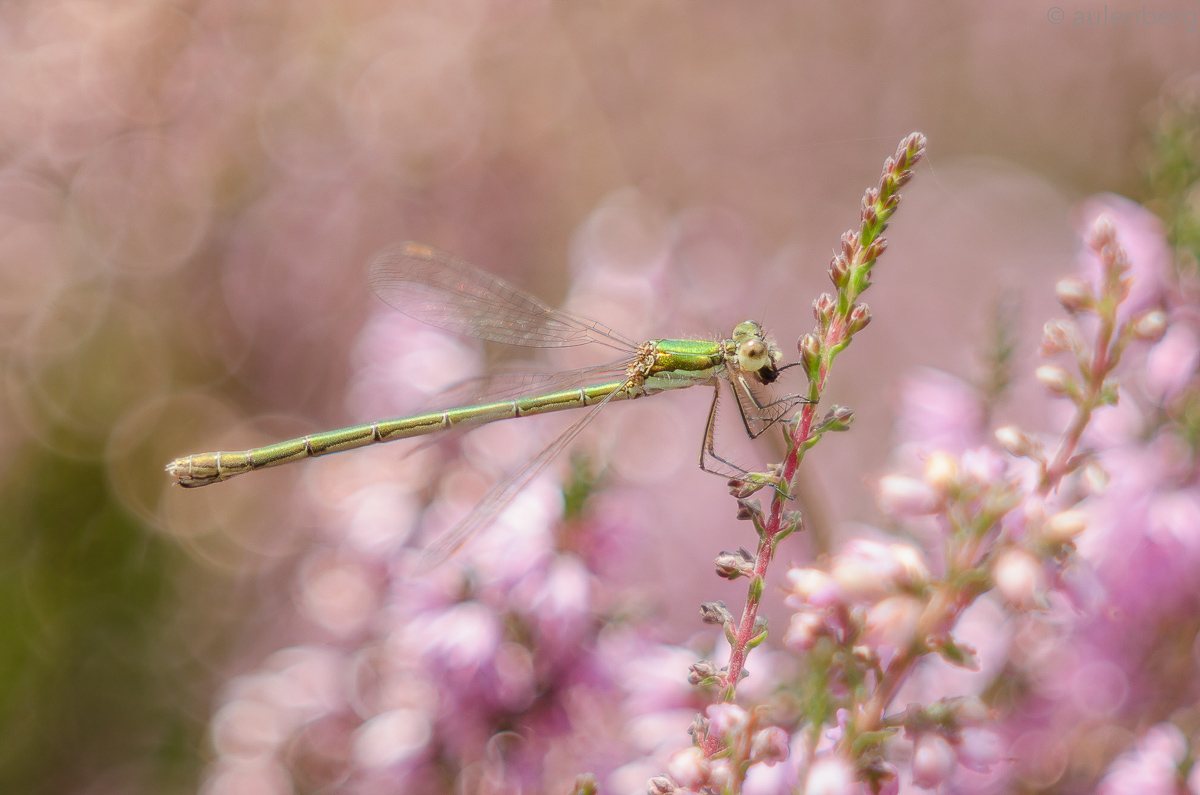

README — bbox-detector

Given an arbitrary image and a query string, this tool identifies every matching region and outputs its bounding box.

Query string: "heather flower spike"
[658,134,926,790]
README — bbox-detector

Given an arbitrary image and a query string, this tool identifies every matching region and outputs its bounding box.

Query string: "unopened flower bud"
[700,601,733,626]
[847,303,872,335]
[798,333,821,373]
[911,734,957,788]
[1044,509,1087,542]
[924,451,959,492]
[878,474,939,516]
[646,776,677,795]
[751,727,790,765]
[1055,277,1093,312]
[813,293,836,330]
[994,426,1033,457]
[687,660,719,685]
[1132,310,1167,341]
[993,549,1046,610]
[714,548,756,580]
[666,747,710,790]
[1039,320,1076,356]
[829,254,850,289]
[1035,365,1072,395]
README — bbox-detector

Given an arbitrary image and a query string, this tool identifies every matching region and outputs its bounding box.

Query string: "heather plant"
[649,126,1197,794]
[198,116,1200,795]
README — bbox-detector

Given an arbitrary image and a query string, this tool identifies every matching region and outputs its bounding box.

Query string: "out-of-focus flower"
[993,549,1046,610]
[863,595,923,653]
[751,727,790,765]
[785,568,841,608]
[911,733,956,788]
[894,368,986,457]
[666,747,710,790]
[1144,323,1199,402]
[878,474,939,516]
[1099,723,1188,795]
[830,540,928,604]
[784,611,825,651]
[804,755,857,795]
[705,703,749,738]
[923,451,959,492]
[1076,194,1171,323]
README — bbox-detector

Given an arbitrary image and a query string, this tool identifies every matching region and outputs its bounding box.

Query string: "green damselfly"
[167,242,804,565]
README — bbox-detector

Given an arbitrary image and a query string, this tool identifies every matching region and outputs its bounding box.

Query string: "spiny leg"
[698,384,756,478]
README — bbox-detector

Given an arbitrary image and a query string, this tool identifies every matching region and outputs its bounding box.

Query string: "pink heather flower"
[421,600,501,671]
[831,540,928,605]
[786,568,842,608]
[751,727,790,765]
[1076,194,1171,323]
[862,595,923,653]
[1145,323,1199,402]
[784,611,825,651]
[911,733,956,788]
[352,707,433,770]
[667,747,711,790]
[804,755,857,795]
[877,474,939,517]
[1099,723,1188,795]
[709,758,735,791]
[706,702,750,738]
[993,549,1046,610]
[959,446,1008,486]
[895,368,986,456]
[956,728,1002,773]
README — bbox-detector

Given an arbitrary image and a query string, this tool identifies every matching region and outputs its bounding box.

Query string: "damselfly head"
[731,320,782,384]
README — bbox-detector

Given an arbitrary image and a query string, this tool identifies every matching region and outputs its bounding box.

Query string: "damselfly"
[167,242,805,566]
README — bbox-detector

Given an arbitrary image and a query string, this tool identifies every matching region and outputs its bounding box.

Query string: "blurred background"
[0,0,1196,792]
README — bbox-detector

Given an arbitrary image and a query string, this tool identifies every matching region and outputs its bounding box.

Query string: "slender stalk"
[703,134,927,755]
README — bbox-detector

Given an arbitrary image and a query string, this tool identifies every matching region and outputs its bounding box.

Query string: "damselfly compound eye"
[738,337,769,371]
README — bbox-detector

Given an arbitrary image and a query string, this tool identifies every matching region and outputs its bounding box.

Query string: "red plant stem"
[703,348,833,756]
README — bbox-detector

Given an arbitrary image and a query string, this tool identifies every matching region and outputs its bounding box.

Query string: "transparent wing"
[411,380,631,575]
[370,242,638,352]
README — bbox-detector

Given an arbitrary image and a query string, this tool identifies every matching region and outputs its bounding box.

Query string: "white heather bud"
[1055,276,1092,312]
[1044,509,1087,542]
[993,549,1046,610]
[994,426,1033,457]
[878,474,939,516]
[666,747,710,790]
[911,734,957,788]
[1133,310,1168,341]
[924,451,959,491]
[1035,365,1072,395]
